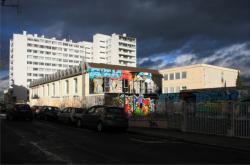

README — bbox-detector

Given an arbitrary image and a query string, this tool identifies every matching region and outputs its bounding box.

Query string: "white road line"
[130,138,166,144]
[29,141,67,162]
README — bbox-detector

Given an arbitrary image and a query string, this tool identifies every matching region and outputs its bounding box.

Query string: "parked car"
[75,105,128,132]
[38,106,60,121]
[0,103,7,113]
[57,107,85,124]
[6,103,33,121]
[31,105,43,118]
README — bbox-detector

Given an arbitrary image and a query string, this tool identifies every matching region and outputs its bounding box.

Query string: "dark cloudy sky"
[1,0,250,89]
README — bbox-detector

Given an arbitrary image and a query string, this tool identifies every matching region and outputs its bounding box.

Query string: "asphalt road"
[1,118,250,164]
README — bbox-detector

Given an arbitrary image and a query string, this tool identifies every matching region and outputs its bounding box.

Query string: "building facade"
[29,63,161,110]
[160,64,239,93]
[9,31,136,89]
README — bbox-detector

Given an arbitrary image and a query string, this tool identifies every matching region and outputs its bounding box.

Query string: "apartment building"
[93,33,136,66]
[160,64,239,93]
[9,31,137,89]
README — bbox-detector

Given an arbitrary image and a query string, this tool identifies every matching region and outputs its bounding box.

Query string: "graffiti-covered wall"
[87,67,158,94]
[119,94,157,116]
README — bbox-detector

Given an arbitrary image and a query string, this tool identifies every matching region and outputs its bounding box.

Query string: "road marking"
[29,141,67,162]
[130,138,166,144]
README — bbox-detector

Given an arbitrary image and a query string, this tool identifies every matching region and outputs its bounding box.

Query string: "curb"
[128,130,250,153]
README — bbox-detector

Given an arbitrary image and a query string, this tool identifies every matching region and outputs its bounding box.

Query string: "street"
[1,118,250,164]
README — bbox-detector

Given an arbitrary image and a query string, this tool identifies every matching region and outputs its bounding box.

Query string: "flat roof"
[30,63,160,87]
[88,63,160,74]
[160,64,239,72]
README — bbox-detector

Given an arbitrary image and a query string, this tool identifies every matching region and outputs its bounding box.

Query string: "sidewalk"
[128,127,250,152]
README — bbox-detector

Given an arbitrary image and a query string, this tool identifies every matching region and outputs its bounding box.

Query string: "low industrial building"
[29,63,162,109]
[160,64,239,93]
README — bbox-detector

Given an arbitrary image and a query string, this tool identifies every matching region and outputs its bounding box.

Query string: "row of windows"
[27,50,83,57]
[27,38,84,48]
[163,72,187,81]
[27,43,83,53]
[27,73,46,77]
[164,86,187,93]
[36,78,78,97]
[27,56,82,63]
[118,42,136,49]
[119,48,134,54]
[27,60,80,65]
[27,64,75,71]
[119,36,136,42]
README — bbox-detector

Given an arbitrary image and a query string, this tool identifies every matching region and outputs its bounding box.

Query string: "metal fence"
[129,102,250,139]
[182,102,250,138]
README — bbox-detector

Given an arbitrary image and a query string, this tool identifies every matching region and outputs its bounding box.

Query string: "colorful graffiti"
[87,67,152,81]
[88,67,154,94]
[119,94,156,116]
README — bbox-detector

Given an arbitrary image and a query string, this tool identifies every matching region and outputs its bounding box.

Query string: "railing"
[129,102,250,139]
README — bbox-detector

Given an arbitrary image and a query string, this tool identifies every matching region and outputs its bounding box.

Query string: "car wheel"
[76,119,82,128]
[67,119,72,125]
[97,122,104,132]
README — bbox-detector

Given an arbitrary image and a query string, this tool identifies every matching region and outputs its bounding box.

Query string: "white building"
[9,31,137,90]
[93,33,136,66]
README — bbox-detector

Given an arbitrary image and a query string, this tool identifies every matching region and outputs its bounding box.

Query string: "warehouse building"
[29,63,161,108]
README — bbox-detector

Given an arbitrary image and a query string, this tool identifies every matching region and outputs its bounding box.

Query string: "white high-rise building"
[93,33,136,66]
[9,31,137,89]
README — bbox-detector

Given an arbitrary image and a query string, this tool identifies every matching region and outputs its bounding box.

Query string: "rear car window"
[15,104,31,110]
[75,108,84,113]
[106,107,125,114]
[45,107,60,111]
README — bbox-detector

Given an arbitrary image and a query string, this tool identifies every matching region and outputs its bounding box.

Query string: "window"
[164,87,168,93]
[65,80,69,94]
[53,83,55,96]
[86,107,96,114]
[175,72,180,79]
[170,73,174,80]
[170,87,174,93]
[182,86,187,90]
[47,84,49,96]
[182,72,187,79]
[43,85,45,96]
[163,74,168,80]
[74,78,78,94]
[175,86,180,93]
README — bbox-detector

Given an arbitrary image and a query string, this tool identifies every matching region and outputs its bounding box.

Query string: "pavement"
[128,127,250,152]
[1,119,250,164]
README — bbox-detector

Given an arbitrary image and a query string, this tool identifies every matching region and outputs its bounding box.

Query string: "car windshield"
[15,104,31,110]
[106,107,125,114]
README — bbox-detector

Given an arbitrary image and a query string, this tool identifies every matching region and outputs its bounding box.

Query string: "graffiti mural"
[88,67,155,94]
[119,94,157,116]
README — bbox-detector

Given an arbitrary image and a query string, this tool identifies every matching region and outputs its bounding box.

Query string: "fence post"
[182,102,187,132]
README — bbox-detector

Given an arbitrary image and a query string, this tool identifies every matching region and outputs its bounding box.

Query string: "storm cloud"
[1,0,250,83]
